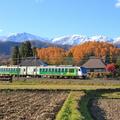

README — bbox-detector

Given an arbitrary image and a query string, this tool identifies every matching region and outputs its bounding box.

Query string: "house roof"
[82,57,106,69]
[19,57,47,66]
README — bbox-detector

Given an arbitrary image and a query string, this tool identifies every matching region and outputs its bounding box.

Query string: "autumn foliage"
[37,47,65,65]
[36,42,120,65]
[69,41,120,64]
[106,63,116,73]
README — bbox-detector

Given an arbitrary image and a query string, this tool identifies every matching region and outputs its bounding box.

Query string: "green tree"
[105,52,110,64]
[12,46,20,65]
[32,47,37,57]
[19,41,33,58]
[25,41,33,57]
[63,51,74,65]
[19,42,26,58]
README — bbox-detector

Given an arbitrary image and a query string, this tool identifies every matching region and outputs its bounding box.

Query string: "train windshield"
[80,67,87,73]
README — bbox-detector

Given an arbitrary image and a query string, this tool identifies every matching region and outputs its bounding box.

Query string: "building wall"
[87,68,106,72]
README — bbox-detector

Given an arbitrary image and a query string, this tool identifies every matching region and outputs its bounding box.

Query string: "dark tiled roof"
[82,58,106,68]
[19,58,47,66]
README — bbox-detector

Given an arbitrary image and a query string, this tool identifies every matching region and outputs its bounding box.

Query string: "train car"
[37,66,87,78]
[0,66,20,76]
[0,65,87,79]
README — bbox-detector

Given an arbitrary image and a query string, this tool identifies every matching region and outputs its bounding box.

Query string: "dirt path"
[90,99,120,120]
[0,90,68,120]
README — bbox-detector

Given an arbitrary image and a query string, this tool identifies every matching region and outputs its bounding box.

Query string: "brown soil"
[90,99,120,120]
[0,90,68,120]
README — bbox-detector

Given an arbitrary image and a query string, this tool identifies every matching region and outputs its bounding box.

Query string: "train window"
[55,68,57,72]
[58,68,60,72]
[62,68,64,72]
[34,69,36,72]
[65,69,67,72]
[49,68,51,72]
[16,68,19,72]
[69,69,74,73]
[52,68,54,72]
[40,68,41,72]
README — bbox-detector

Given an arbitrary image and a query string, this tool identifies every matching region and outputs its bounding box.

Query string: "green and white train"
[0,65,87,78]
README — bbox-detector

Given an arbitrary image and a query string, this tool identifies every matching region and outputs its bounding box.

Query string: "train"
[0,65,87,79]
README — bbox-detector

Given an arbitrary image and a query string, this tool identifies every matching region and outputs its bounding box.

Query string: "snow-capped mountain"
[52,34,113,45]
[0,36,7,42]
[112,37,120,47]
[0,32,49,43]
[0,32,120,46]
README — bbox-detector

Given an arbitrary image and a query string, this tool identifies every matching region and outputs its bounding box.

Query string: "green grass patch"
[0,84,119,90]
[0,78,120,90]
[1,78,120,86]
[101,91,120,99]
[56,91,85,120]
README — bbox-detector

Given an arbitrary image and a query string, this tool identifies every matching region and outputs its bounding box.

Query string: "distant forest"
[37,41,120,65]
[5,41,120,66]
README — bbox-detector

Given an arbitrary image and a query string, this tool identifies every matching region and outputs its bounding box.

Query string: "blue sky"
[0,0,120,38]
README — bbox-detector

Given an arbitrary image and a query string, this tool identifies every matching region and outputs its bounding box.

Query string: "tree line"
[37,41,120,65]
[12,41,120,66]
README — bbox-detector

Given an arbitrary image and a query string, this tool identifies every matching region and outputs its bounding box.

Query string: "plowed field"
[0,90,68,120]
[90,99,120,120]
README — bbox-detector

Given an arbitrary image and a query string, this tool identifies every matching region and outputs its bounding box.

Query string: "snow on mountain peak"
[4,32,49,42]
[52,34,113,45]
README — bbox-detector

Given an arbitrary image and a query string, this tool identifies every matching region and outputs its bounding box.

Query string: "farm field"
[91,99,120,120]
[0,78,120,120]
[0,78,120,90]
[0,90,68,120]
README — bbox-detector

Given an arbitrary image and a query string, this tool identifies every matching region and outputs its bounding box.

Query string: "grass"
[0,78,120,90]
[56,91,85,120]
[101,91,120,98]
[79,91,93,120]
[0,84,120,90]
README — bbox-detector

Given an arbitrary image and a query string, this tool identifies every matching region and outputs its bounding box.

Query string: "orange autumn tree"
[37,47,66,65]
[69,41,120,65]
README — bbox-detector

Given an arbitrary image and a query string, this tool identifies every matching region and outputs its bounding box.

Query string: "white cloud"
[115,0,120,8]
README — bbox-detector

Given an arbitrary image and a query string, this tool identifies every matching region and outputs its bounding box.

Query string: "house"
[19,57,47,66]
[82,57,106,72]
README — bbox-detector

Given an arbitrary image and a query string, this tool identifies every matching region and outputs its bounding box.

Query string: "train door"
[27,66,37,76]
[20,67,27,76]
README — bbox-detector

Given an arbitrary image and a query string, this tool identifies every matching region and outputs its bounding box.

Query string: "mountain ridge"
[0,32,119,46]
[0,32,120,55]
